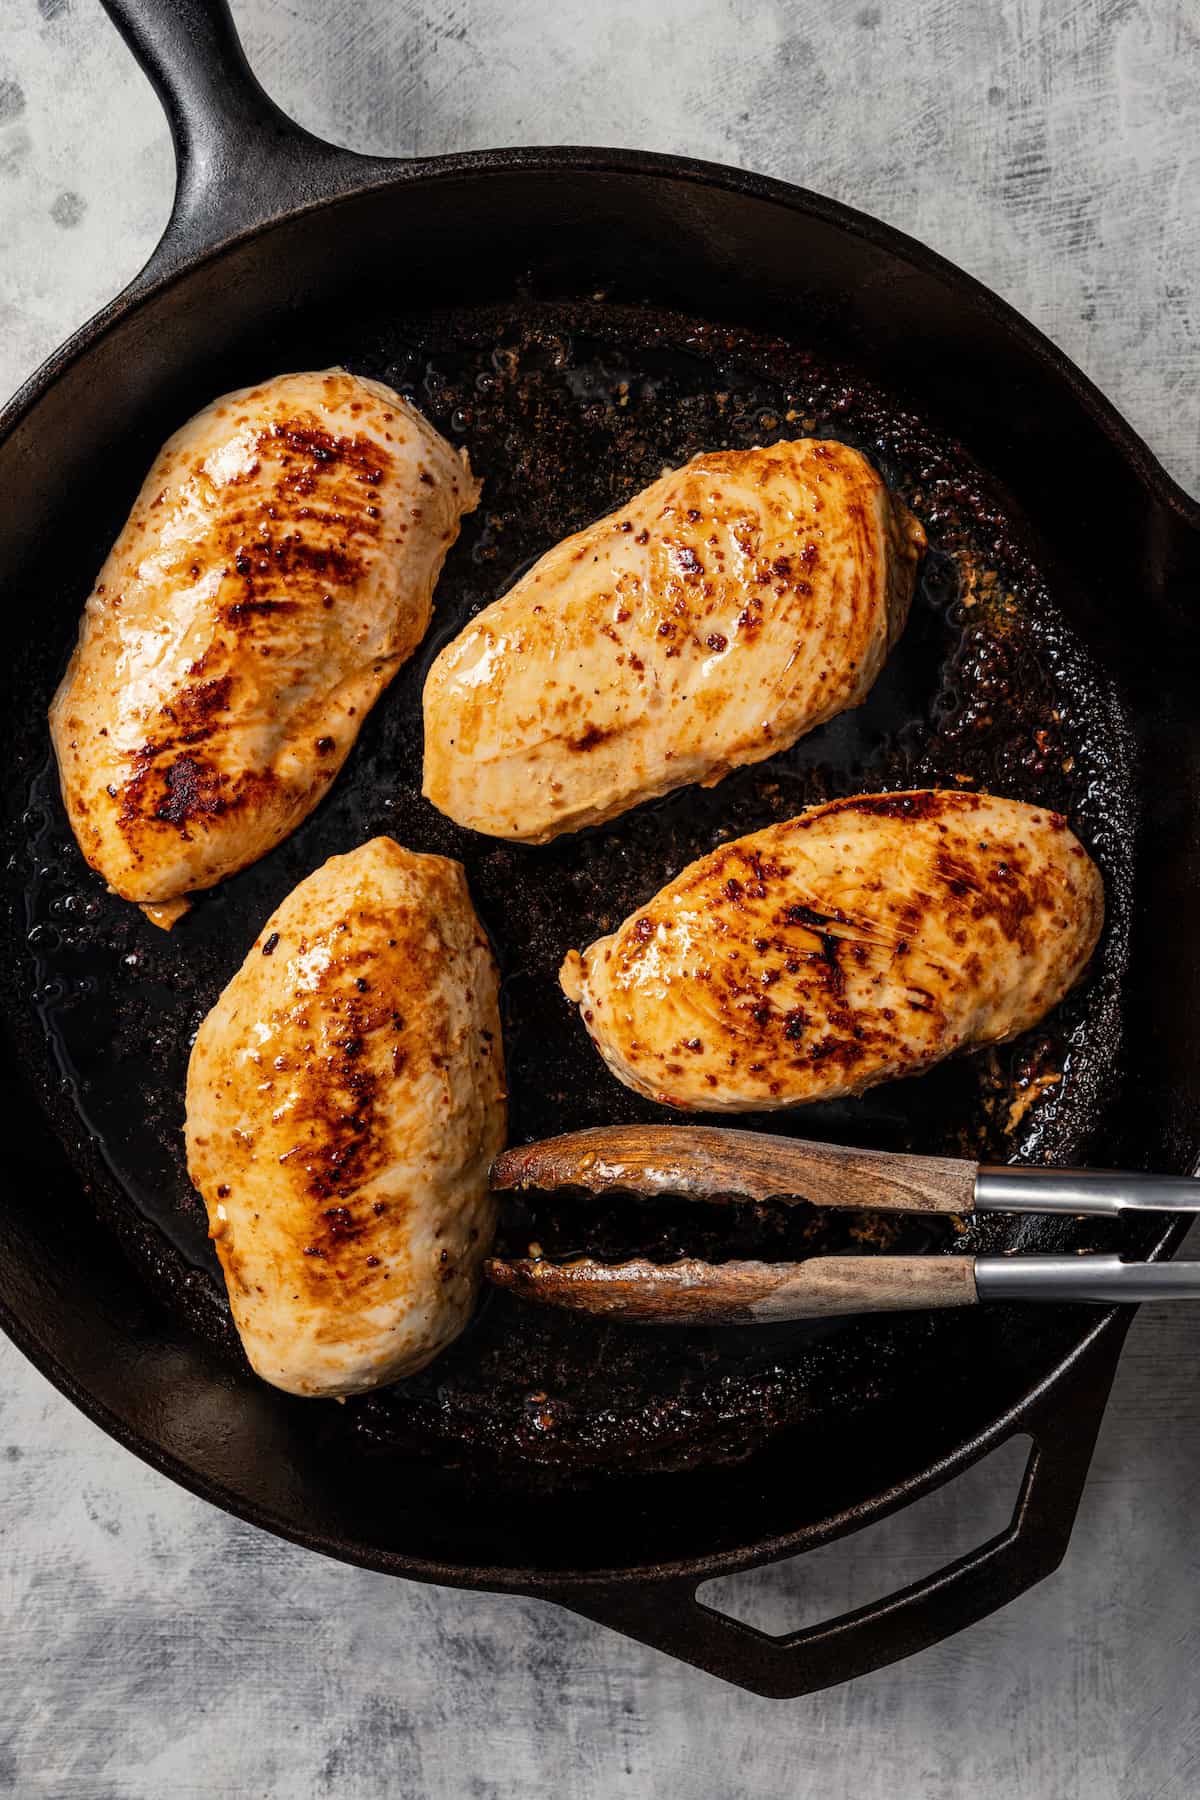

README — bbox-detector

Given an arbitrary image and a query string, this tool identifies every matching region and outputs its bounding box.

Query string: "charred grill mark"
[784,901,835,930]
[812,933,845,994]
[269,420,392,488]
[223,597,298,624]
[294,995,384,1208]
[159,675,233,743]
[208,419,393,628]
[227,534,368,593]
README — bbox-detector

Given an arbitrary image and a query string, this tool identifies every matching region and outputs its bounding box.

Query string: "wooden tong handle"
[491,1125,975,1215]
[485,1254,979,1324]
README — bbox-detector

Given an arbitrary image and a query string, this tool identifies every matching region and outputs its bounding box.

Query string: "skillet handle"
[100,0,376,284]
[531,1315,1127,1698]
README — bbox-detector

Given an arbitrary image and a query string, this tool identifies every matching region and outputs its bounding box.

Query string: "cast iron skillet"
[0,0,1198,1698]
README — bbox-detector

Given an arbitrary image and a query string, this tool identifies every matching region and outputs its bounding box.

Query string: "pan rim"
[0,1262,1184,1589]
[2,144,1198,530]
[2,139,1196,1583]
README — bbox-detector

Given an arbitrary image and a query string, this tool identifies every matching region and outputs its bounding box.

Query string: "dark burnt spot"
[806,1038,867,1071]
[785,901,834,930]
[272,421,384,473]
[322,1205,362,1244]
[813,934,845,995]
[673,546,704,578]
[300,1042,381,1203]
[315,736,336,755]
[261,932,280,957]
[783,1009,807,1040]
[724,877,743,901]
[224,597,298,625]
[154,756,227,825]
[705,633,728,652]
[569,723,613,752]
[633,916,655,942]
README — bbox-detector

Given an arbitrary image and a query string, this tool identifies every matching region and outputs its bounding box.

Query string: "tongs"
[485,1126,1200,1324]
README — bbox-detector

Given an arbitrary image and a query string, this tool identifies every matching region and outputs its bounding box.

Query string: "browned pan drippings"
[11,299,1138,1484]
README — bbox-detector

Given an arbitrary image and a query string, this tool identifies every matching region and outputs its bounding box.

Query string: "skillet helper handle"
[100,0,371,281]
[532,1315,1128,1698]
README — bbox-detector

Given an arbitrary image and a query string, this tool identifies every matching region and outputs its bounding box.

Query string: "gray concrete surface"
[1,1,1198,1794]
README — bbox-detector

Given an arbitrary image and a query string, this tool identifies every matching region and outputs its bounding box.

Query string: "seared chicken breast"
[185,838,505,1397]
[51,370,477,926]
[560,790,1103,1111]
[423,440,924,842]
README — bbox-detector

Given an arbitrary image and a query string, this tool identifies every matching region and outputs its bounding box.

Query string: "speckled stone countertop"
[1,3,1198,1795]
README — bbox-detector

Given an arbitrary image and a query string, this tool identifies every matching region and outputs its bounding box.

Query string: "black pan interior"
[1,168,1197,1575]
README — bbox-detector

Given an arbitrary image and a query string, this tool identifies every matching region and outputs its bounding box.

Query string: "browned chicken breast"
[423,439,924,843]
[50,370,477,927]
[185,838,505,1397]
[560,790,1103,1111]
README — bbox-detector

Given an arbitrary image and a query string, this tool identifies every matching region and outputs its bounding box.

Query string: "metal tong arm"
[975,1167,1200,1216]
[974,1254,1200,1300]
